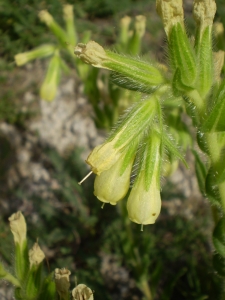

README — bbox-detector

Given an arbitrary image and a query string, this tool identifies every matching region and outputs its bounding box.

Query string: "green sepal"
[192,150,207,196]
[119,140,138,176]
[108,96,157,148]
[172,68,194,96]
[110,72,157,94]
[201,79,225,132]
[205,171,221,207]
[143,131,161,191]
[213,252,225,277]
[169,23,196,85]
[25,264,43,299]
[104,52,166,88]
[213,218,225,258]
[195,26,213,97]
[15,241,29,283]
[160,131,188,168]
[37,273,56,300]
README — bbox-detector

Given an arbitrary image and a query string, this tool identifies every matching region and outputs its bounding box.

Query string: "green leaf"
[169,23,196,85]
[213,253,225,277]
[172,68,194,96]
[201,79,225,132]
[213,218,225,258]
[192,150,207,195]
[205,171,221,207]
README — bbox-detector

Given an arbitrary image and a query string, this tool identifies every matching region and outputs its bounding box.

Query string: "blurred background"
[1,0,225,299]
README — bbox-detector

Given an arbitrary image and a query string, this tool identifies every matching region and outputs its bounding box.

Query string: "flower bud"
[14,44,56,66]
[63,5,77,47]
[8,211,27,247]
[72,284,93,300]
[94,142,137,205]
[119,16,131,46]
[193,0,216,33]
[39,10,68,46]
[29,242,45,268]
[128,15,146,55]
[156,0,184,37]
[40,50,61,101]
[86,97,157,175]
[127,131,162,225]
[55,268,71,300]
[75,41,166,90]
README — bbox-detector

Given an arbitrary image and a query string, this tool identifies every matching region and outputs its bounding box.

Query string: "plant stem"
[206,132,225,213]
[139,278,153,300]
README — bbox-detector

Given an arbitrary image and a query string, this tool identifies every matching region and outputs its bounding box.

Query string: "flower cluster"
[80,96,162,227]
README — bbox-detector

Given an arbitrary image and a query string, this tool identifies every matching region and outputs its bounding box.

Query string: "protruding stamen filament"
[141,224,144,232]
[101,203,105,209]
[78,171,93,185]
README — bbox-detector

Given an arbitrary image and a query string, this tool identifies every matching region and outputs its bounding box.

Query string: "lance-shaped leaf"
[192,150,207,195]
[201,79,225,132]
[213,218,225,258]
[169,23,197,86]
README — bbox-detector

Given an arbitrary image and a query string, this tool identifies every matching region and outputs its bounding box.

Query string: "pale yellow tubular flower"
[156,0,184,36]
[63,4,73,19]
[29,242,45,268]
[127,171,161,225]
[39,10,54,25]
[8,211,27,246]
[134,15,146,38]
[94,151,135,205]
[55,268,71,299]
[193,0,216,31]
[72,284,94,300]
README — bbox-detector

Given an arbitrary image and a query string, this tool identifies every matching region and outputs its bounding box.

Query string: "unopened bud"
[134,15,146,38]
[39,10,54,26]
[15,44,55,66]
[156,0,184,36]
[55,268,71,300]
[8,211,27,247]
[72,284,94,300]
[193,0,216,31]
[29,242,45,268]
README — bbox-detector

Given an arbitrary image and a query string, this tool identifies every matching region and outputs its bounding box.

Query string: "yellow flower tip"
[63,4,73,19]
[72,284,94,300]
[86,140,122,175]
[14,53,29,66]
[29,242,45,267]
[55,268,71,298]
[127,175,161,225]
[8,211,27,246]
[156,0,184,36]
[135,15,146,38]
[214,22,224,35]
[193,0,216,28]
[94,152,133,205]
[39,10,53,25]
[40,82,57,101]
[120,15,132,28]
[74,41,108,68]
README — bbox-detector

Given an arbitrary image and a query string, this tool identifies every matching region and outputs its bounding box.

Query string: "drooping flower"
[86,97,157,176]
[94,141,137,205]
[127,130,162,225]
